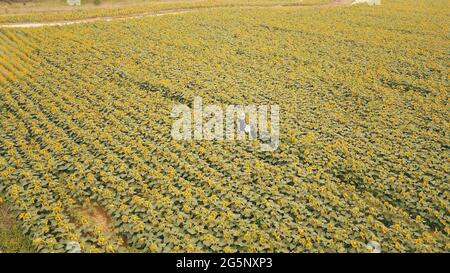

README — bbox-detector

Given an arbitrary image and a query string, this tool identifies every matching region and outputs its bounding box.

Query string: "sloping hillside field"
[0,0,448,252]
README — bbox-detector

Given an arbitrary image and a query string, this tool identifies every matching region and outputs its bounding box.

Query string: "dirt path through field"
[0,0,353,28]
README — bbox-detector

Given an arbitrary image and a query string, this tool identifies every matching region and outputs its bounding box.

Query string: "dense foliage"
[0,0,448,252]
[0,0,332,23]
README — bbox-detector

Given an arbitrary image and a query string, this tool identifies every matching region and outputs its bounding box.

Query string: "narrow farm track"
[0,0,352,28]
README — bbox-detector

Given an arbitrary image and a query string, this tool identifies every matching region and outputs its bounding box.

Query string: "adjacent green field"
[0,201,35,253]
[0,0,448,252]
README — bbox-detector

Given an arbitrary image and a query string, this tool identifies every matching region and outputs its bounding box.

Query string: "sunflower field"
[0,0,448,252]
[0,0,333,24]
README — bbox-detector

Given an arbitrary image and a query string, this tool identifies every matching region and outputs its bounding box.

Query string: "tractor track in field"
[0,0,353,28]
